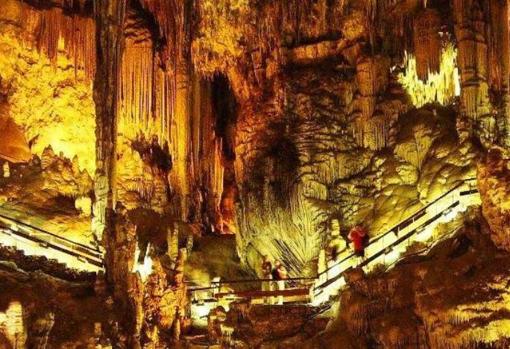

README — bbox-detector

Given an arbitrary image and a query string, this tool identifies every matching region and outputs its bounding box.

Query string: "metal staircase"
[312,178,480,304]
[189,178,481,321]
[0,211,103,273]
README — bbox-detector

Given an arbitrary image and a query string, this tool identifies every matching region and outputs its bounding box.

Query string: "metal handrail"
[316,177,476,279]
[188,178,478,298]
[0,230,103,267]
[313,183,478,293]
[0,212,102,258]
[188,276,316,291]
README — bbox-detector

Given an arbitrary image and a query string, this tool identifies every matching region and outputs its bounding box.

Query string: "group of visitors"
[259,223,369,305]
[260,256,288,305]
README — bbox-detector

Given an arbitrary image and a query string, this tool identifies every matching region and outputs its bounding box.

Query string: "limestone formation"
[0,0,509,347]
[478,147,510,251]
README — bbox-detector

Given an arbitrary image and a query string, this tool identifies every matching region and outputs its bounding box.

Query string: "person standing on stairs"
[349,225,368,262]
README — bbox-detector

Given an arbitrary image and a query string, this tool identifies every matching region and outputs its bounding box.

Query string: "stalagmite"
[172,56,193,220]
[93,0,127,302]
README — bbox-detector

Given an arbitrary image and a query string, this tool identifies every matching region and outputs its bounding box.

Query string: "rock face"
[0,267,113,348]
[1,0,510,347]
[309,215,510,349]
[478,148,510,251]
[220,302,327,348]
[0,3,96,175]
[236,100,478,275]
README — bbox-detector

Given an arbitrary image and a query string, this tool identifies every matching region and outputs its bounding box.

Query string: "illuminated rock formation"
[313,217,510,348]
[0,12,96,174]
[413,9,442,81]
[0,115,30,163]
[453,0,510,145]
[0,0,509,347]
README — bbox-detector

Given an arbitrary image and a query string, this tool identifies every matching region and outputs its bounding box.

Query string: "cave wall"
[5,0,502,278]
[1,0,510,346]
[0,0,96,174]
[0,0,96,243]
[187,0,495,274]
[8,0,504,278]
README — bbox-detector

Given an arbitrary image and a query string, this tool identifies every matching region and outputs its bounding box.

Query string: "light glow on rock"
[398,43,460,108]
[133,244,153,282]
[0,301,25,348]
[0,30,96,174]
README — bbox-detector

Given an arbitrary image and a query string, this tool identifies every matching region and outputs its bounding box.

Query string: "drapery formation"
[21,3,96,80]
[413,9,442,81]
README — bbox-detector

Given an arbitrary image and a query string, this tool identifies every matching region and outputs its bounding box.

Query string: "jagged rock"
[221,303,327,347]
[478,147,510,251]
[27,312,55,349]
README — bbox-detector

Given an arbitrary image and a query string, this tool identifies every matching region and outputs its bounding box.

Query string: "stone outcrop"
[0,266,113,348]
[478,147,510,251]
[217,302,328,348]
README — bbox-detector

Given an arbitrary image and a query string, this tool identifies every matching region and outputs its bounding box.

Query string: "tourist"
[348,225,368,259]
[261,255,273,304]
[273,261,288,305]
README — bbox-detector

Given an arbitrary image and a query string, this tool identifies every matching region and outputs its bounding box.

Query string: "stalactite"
[453,0,494,143]
[413,9,442,81]
[398,43,460,108]
[117,41,153,136]
[21,4,96,80]
[139,0,191,66]
[353,114,394,151]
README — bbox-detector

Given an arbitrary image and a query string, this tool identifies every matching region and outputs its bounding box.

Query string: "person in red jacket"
[348,225,368,258]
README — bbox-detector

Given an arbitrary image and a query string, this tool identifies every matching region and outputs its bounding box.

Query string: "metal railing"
[0,211,103,268]
[189,177,479,304]
[312,178,478,298]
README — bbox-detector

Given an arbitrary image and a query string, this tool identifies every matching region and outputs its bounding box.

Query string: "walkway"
[0,210,103,272]
[0,178,481,312]
[189,178,480,324]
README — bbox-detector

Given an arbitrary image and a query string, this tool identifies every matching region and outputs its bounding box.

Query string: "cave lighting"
[132,244,153,282]
[398,42,460,108]
[0,301,25,348]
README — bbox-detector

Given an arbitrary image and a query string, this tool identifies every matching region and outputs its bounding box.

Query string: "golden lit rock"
[0,0,509,347]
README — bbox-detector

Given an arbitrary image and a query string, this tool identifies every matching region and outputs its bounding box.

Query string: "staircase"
[189,178,481,325]
[311,178,480,304]
[0,211,103,273]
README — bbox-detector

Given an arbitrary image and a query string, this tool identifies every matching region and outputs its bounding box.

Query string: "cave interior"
[0,0,510,348]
